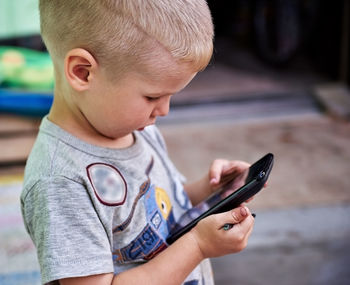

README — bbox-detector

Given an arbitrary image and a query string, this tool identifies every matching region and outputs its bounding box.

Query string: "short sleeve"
[21,176,114,284]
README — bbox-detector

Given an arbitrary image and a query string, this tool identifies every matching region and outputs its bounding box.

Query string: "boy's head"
[39,0,214,79]
[41,0,214,143]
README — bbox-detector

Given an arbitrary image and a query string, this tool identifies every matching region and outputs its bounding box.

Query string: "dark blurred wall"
[305,1,345,82]
[208,0,349,86]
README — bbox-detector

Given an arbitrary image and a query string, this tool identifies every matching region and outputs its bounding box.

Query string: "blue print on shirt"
[184,280,199,285]
[145,184,175,237]
[114,224,167,262]
[113,157,176,263]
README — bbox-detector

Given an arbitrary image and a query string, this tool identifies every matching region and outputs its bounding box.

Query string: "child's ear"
[64,48,97,91]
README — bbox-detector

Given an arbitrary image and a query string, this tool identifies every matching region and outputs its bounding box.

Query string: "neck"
[48,91,134,149]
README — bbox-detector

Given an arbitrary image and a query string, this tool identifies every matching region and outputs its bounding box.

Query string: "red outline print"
[87,163,127,206]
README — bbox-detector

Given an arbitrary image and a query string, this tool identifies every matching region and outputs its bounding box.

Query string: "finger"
[212,206,249,229]
[219,162,250,185]
[224,211,255,236]
[237,212,255,236]
[210,160,250,186]
[226,211,255,239]
[209,159,227,185]
[225,161,250,172]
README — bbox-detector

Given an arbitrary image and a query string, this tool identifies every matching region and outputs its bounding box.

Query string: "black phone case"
[166,153,274,244]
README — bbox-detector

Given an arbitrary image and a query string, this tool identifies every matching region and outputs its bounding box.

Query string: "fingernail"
[210,178,218,184]
[240,207,247,216]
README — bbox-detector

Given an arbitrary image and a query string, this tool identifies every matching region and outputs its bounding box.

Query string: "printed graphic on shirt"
[87,163,127,206]
[145,185,175,238]
[184,281,199,285]
[174,177,192,210]
[112,157,176,264]
[155,186,172,220]
[113,179,150,233]
[113,224,168,262]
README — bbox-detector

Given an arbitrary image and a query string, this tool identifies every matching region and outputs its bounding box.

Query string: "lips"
[137,120,156,131]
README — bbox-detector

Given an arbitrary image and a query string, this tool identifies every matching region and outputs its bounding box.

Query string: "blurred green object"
[0,46,54,91]
[0,0,40,39]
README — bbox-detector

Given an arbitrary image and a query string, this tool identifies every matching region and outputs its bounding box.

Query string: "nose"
[152,96,171,117]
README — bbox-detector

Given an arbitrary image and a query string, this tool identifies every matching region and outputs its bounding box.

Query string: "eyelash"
[145,96,160,102]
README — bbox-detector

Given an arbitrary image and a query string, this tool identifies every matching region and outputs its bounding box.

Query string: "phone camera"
[258,171,265,180]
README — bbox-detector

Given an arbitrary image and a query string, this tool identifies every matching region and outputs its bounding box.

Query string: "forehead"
[127,62,197,95]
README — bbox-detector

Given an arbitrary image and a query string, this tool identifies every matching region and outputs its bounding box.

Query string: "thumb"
[214,206,250,229]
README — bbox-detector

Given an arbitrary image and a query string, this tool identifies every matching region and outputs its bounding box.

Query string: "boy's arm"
[184,175,212,206]
[60,232,202,285]
[60,206,254,285]
[184,159,250,205]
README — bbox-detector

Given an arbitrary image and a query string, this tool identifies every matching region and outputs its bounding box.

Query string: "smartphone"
[166,153,274,244]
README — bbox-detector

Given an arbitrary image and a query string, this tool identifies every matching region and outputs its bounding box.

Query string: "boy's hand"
[190,206,254,259]
[209,159,250,188]
[184,159,261,207]
[208,159,267,202]
[209,159,250,197]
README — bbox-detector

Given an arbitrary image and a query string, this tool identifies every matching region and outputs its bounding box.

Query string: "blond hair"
[39,0,214,77]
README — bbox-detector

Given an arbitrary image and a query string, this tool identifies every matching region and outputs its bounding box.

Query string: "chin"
[100,129,131,141]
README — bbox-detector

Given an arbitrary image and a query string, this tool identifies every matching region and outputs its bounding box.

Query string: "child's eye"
[145,96,159,102]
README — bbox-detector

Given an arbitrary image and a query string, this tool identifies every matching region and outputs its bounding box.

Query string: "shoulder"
[21,175,84,208]
[22,134,80,200]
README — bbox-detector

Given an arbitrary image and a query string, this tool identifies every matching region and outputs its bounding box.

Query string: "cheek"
[129,99,153,114]
[117,101,151,122]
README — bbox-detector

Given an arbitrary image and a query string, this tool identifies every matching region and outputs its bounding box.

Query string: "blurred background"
[0,0,349,284]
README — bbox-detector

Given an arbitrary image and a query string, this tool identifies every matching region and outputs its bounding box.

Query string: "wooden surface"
[0,114,40,175]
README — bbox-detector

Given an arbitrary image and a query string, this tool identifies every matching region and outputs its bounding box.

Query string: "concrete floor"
[211,205,350,285]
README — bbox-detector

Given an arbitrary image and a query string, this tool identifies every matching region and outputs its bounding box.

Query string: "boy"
[21,0,255,284]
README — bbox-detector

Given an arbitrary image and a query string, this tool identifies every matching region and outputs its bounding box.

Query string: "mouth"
[137,120,156,131]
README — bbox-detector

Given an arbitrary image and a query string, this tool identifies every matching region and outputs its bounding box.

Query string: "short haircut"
[39,0,214,77]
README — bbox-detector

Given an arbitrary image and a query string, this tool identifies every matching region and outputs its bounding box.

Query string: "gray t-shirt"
[21,117,213,284]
